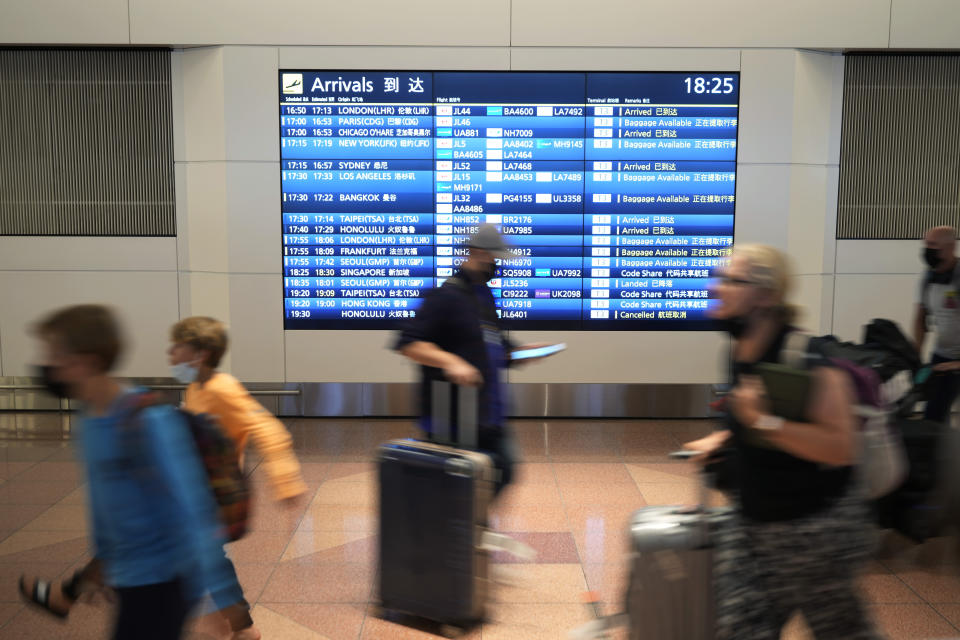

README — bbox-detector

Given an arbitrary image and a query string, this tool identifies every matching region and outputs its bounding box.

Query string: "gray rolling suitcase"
[570,472,734,640]
[377,382,495,628]
[624,501,733,639]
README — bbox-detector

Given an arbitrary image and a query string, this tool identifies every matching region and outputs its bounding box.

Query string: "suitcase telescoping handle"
[670,450,714,544]
[698,470,713,512]
[431,380,479,449]
[694,469,715,547]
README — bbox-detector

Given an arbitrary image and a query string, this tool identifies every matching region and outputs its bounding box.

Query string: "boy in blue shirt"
[18,305,244,639]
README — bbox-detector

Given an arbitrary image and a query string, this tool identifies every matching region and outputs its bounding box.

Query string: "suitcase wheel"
[440,624,467,638]
[370,604,473,636]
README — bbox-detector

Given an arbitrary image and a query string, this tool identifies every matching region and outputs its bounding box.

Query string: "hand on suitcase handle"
[399,342,483,387]
[681,430,731,465]
[444,358,483,387]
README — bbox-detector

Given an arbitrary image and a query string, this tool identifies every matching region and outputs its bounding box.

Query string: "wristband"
[752,414,785,432]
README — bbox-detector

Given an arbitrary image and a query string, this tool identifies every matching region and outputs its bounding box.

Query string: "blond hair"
[170,316,228,368]
[733,244,797,322]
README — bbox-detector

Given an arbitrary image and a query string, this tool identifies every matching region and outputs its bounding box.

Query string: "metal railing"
[0,382,302,439]
[0,384,299,395]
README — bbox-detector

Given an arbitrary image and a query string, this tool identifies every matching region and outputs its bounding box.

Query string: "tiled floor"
[1,418,959,639]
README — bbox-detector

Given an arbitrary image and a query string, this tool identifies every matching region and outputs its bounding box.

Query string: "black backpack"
[862,319,922,379]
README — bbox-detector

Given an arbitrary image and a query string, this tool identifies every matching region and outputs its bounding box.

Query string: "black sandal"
[18,575,70,620]
[61,568,85,601]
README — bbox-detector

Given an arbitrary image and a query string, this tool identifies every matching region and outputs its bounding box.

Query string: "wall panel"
[0,0,129,45]
[890,0,960,49]
[129,0,511,47]
[0,271,180,376]
[511,0,890,49]
[838,55,960,239]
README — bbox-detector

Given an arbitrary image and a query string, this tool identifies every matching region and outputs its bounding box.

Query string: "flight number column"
[432,72,586,329]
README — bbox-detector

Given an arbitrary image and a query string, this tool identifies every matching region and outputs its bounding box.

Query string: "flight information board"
[279,71,738,330]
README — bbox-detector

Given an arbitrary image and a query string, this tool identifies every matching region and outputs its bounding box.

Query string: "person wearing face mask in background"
[168,316,305,506]
[168,316,306,640]
[913,226,960,423]
[683,245,881,639]
[18,305,244,639]
[395,224,558,501]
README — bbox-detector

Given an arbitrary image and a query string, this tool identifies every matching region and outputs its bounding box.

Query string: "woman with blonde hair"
[686,244,882,639]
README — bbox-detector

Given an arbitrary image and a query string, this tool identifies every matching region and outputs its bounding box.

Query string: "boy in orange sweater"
[168,316,307,640]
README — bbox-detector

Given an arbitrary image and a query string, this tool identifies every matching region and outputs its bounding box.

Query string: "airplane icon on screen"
[282,73,304,94]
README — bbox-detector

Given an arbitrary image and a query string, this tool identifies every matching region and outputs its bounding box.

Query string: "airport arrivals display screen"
[279,71,739,330]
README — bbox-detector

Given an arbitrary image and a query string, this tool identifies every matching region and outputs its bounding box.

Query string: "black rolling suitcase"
[877,417,950,542]
[377,382,495,628]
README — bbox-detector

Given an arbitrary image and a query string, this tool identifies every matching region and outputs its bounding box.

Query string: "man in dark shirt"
[395,224,553,498]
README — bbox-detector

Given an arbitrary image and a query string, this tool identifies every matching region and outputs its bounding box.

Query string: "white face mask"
[170,362,199,384]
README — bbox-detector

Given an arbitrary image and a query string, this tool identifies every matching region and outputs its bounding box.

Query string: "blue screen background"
[279,71,739,330]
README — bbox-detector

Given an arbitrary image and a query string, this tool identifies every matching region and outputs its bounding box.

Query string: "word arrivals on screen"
[279,71,739,330]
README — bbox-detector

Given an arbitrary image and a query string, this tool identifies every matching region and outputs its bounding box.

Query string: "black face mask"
[36,365,71,400]
[924,248,942,269]
[465,262,497,284]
